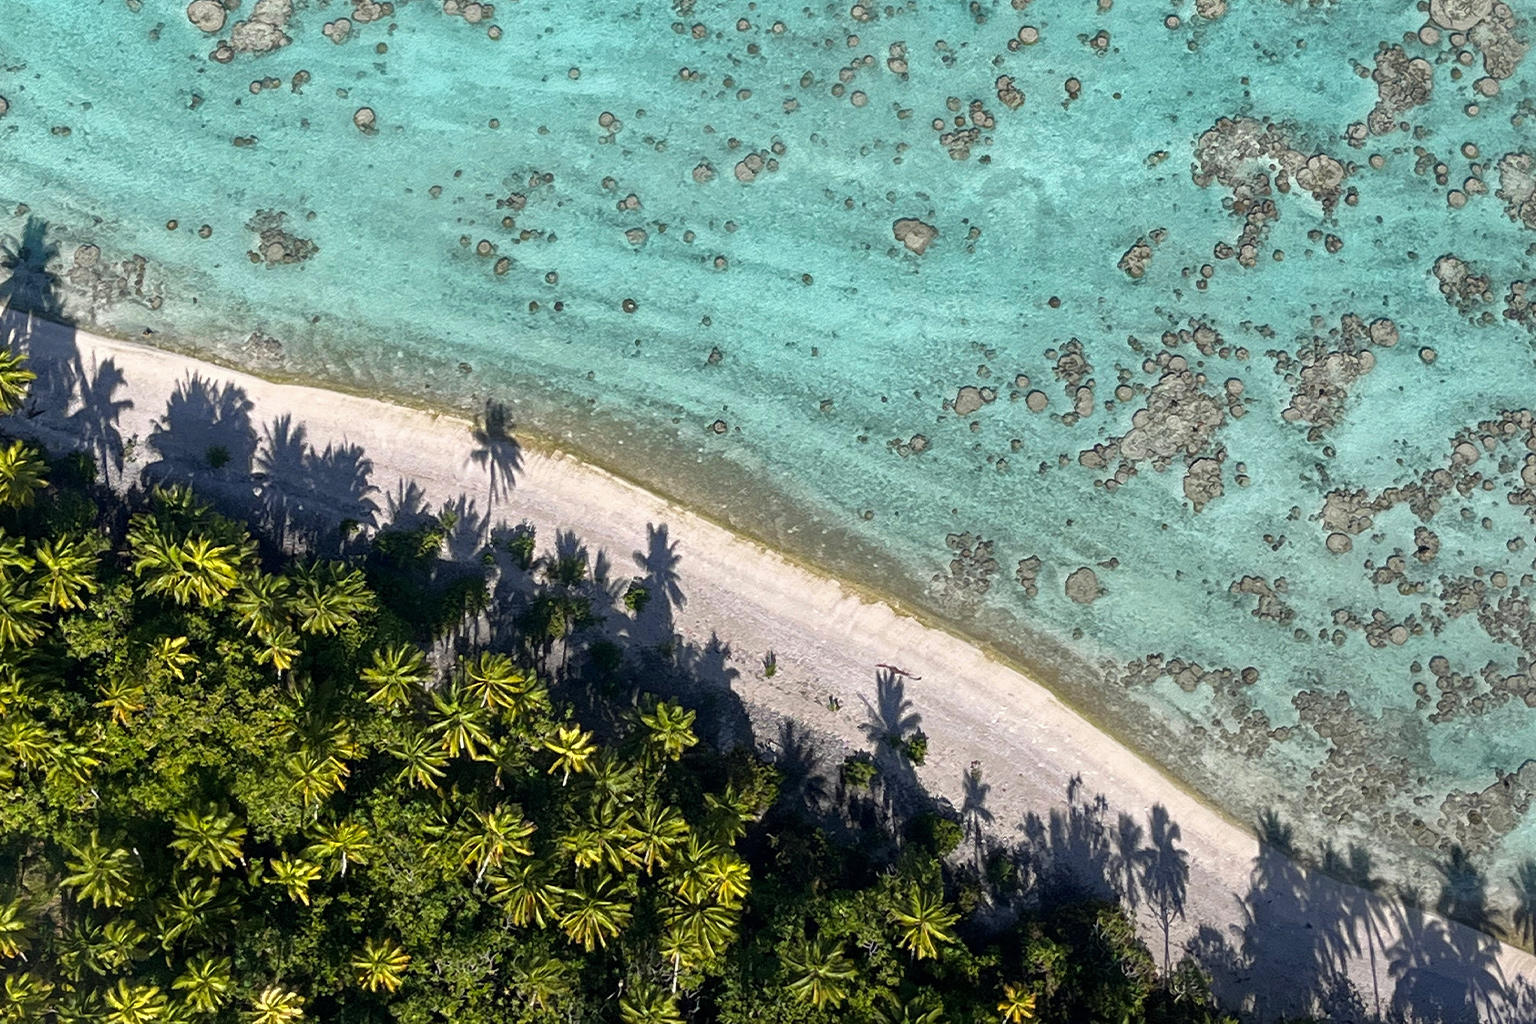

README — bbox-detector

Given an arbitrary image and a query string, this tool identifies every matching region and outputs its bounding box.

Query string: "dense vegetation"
[0,354,1239,1024]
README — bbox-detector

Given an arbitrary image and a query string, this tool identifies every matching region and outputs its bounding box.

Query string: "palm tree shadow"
[254,414,379,553]
[68,355,132,483]
[143,374,258,502]
[468,399,522,507]
[383,478,432,531]
[0,217,64,320]
[1510,859,1536,949]
[627,522,685,649]
[959,764,994,864]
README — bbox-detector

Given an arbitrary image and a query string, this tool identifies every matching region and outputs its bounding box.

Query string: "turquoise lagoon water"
[3,0,1536,908]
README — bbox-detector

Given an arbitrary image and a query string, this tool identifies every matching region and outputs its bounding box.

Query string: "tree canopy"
[0,359,1239,1024]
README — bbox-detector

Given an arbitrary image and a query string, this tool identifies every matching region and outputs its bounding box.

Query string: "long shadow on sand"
[3,277,1535,1022]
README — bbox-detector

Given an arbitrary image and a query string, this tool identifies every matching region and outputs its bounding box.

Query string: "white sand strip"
[7,311,1532,1021]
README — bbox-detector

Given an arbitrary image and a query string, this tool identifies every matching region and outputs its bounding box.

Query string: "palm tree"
[0,716,51,769]
[627,798,690,873]
[45,736,101,787]
[0,895,34,959]
[700,783,760,845]
[304,819,372,878]
[703,851,751,908]
[286,748,349,815]
[509,957,574,1011]
[96,677,147,726]
[661,895,737,965]
[618,977,685,1024]
[888,884,960,960]
[150,636,198,681]
[462,651,533,712]
[130,527,242,607]
[639,700,698,763]
[254,626,302,673]
[781,933,857,1009]
[489,860,564,929]
[155,874,228,949]
[33,534,100,610]
[429,683,494,761]
[290,564,372,636]
[560,805,636,875]
[267,852,324,905]
[544,723,597,784]
[669,836,722,905]
[103,979,169,1024]
[351,936,411,993]
[457,804,536,882]
[997,982,1038,1023]
[0,573,45,650]
[584,749,642,812]
[386,731,448,792]
[232,573,291,639]
[557,873,633,952]
[173,953,235,1014]
[170,805,247,872]
[0,440,47,509]
[0,350,36,415]
[3,974,56,1022]
[100,917,148,969]
[361,643,429,709]
[246,986,304,1024]
[62,830,136,908]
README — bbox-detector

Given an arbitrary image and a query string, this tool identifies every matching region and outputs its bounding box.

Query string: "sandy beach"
[6,309,1533,1022]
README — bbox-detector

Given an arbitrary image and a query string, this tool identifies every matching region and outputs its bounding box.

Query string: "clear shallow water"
[2,0,1535,914]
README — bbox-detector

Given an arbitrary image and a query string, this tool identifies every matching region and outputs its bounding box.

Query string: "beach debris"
[1064,567,1101,604]
[186,0,226,33]
[246,209,318,267]
[893,218,938,255]
[875,663,922,680]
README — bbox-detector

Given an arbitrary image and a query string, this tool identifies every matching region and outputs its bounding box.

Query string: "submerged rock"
[893,218,938,255]
[186,0,226,33]
[1065,567,1101,604]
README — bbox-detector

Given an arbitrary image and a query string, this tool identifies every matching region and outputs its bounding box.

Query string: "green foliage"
[205,445,231,469]
[623,580,651,613]
[901,730,929,766]
[0,358,1242,1024]
[840,753,877,790]
[906,813,964,858]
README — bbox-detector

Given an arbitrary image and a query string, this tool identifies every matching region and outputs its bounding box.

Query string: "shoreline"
[7,308,1535,1017]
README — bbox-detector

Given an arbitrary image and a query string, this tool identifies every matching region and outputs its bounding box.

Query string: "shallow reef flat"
[2,0,1536,921]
